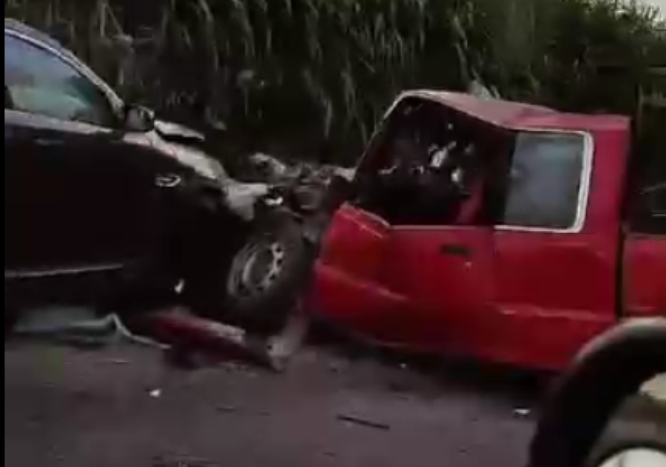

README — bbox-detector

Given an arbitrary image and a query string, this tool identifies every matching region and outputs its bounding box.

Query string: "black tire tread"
[224,221,314,335]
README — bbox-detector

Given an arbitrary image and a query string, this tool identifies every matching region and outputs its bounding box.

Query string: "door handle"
[440,244,472,257]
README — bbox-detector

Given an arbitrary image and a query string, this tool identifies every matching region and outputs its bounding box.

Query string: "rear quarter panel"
[625,235,666,317]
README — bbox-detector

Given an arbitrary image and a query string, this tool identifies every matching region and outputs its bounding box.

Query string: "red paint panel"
[488,124,631,369]
[382,227,495,352]
[317,204,389,282]
[625,235,666,318]
[312,204,420,344]
[310,263,413,344]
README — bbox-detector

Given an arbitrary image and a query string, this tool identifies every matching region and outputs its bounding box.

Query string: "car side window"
[4,33,117,127]
[501,132,586,230]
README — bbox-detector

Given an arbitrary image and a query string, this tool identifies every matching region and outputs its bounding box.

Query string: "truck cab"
[310,78,665,370]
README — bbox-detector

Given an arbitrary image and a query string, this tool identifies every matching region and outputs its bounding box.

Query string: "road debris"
[336,414,391,431]
[151,454,218,467]
[134,305,309,372]
[513,408,531,418]
[105,358,130,365]
[215,405,239,414]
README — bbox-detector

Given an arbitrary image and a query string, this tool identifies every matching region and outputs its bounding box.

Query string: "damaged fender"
[223,181,271,222]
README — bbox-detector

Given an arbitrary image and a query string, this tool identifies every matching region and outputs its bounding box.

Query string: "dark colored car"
[529,318,666,467]
[4,19,309,334]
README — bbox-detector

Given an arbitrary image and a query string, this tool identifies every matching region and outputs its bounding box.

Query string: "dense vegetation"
[5,0,666,163]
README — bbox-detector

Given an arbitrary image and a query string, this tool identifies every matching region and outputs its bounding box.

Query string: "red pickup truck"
[310,81,665,370]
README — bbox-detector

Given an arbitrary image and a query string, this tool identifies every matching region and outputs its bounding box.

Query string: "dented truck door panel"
[312,95,500,349]
[312,206,496,349]
[311,204,414,343]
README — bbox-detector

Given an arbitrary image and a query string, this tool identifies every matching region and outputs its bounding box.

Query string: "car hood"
[122,127,271,221]
[122,129,227,182]
[154,120,206,143]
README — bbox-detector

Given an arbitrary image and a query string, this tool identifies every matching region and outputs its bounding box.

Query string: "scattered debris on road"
[513,408,532,418]
[337,414,392,431]
[151,455,218,467]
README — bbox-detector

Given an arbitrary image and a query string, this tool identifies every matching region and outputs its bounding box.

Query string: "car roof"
[391,89,630,132]
[4,18,80,64]
[4,18,124,108]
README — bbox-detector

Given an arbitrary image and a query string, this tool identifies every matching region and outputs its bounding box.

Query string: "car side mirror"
[123,104,155,132]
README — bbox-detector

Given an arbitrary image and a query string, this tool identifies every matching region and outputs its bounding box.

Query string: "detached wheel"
[224,221,313,334]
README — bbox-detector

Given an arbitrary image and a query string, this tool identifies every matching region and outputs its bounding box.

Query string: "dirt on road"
[4,341,539,467]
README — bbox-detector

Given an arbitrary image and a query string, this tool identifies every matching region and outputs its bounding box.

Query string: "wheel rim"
[227,237,286,299]
[597,447,666,467]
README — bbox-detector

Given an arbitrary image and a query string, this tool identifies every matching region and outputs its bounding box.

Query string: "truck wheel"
[208,220,313,335]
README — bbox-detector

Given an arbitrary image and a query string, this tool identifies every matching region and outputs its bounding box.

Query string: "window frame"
[496,128,594,234]
[4,27,124,127]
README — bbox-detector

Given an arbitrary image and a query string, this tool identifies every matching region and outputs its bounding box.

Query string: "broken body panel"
[311,91,665,370]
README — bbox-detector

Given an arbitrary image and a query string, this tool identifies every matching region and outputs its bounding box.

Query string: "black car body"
[4,19,268,321]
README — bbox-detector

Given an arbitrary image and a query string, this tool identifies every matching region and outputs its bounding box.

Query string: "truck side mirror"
[124,103,155,133]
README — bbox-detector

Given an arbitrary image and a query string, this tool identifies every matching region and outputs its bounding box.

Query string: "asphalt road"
[5,341,539,467]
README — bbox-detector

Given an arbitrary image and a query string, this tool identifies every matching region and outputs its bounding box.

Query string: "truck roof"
[393,89,630,132]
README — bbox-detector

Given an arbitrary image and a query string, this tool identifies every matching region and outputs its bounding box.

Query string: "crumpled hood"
[150,135,272,221]
[223,180,270,221]
[154,120,206,142]
[122,130,227,182]
[122,129,271,221]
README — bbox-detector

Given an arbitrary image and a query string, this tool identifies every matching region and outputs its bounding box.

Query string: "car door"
[4,30,159,272]
[4,110,114,270]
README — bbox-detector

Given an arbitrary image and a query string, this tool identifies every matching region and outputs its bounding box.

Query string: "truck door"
[311,204,407,342]
[385,226,495,352]
[493,124,631,369]
[312,100,497,350]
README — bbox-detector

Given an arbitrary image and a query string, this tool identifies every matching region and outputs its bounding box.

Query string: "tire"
[196,219,314,335]
[223,220,315,335]
[528,319,666,467]
[585,406,666,467]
